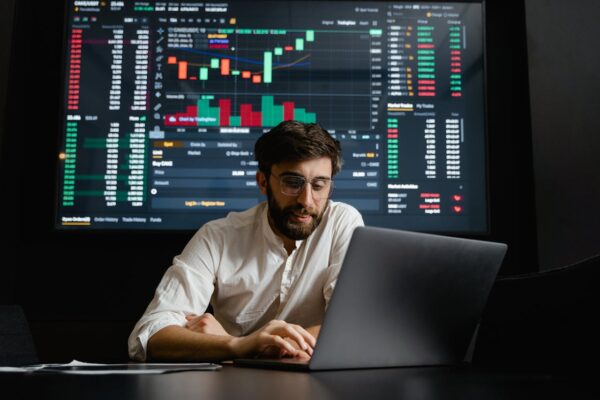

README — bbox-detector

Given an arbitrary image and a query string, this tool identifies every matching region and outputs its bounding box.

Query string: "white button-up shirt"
[128,201,364,361]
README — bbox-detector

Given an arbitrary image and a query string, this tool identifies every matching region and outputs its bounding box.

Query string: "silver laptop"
[234,226,507,371]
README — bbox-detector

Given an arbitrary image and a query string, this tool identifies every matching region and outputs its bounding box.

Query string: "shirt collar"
[260,202,286,253]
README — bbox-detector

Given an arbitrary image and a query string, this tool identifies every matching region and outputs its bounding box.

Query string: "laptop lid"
[308,226,507,370]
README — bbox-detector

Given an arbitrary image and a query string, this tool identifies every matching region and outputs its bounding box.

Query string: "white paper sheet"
[0,360,222,374]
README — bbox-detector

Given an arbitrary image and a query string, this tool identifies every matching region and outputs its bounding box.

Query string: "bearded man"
[128,120,364,362]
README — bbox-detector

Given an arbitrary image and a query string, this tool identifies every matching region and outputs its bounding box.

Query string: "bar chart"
[164,95,316,127]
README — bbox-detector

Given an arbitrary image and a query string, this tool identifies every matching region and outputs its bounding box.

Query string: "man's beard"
[266,185,326,241]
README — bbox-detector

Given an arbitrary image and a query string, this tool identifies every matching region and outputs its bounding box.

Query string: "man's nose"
[296,183,316,209]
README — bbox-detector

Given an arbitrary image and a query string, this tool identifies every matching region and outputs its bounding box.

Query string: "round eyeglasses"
[273,174,334,200]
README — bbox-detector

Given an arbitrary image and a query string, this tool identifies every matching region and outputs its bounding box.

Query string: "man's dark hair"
[254,120,342,177]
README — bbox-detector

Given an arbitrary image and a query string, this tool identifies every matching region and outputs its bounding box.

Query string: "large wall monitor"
[56,1,487,232]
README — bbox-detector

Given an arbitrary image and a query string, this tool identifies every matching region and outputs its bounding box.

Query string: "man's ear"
[256,171,268,196]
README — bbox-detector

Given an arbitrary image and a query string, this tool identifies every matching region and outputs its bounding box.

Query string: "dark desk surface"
[1,364,597,400]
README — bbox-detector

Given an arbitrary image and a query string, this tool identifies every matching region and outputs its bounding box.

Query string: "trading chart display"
[57,1,487,232]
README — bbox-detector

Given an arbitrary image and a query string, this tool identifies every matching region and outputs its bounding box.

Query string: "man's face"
[258,157,332,241]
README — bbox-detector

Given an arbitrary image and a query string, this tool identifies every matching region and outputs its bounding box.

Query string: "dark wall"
[0,0,538,362]
[485,0,538,274]
[0,0,16,312]
[0,0,15,162]
[525,0,600,270]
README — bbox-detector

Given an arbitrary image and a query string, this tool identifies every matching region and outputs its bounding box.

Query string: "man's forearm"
[148,320,319,362]
[147,325,240,362]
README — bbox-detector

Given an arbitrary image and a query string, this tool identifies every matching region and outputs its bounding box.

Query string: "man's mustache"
[285,205,317,217]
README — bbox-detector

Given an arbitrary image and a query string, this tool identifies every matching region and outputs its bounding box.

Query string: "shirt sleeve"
[127,226,220,361]
[323,204,365,309]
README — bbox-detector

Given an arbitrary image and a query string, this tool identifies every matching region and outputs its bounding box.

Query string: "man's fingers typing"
[235,319,317,359]
[279,324,310,351]
[269,335,297,354]
[263,320,316,353]
[290,324,317,348]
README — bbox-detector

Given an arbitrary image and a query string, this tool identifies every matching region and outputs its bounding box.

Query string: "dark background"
[0,0,598,363]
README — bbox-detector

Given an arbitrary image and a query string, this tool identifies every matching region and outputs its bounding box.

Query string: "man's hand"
[230,320,316,359]
[185,313,230,336]
[257,337,312,360]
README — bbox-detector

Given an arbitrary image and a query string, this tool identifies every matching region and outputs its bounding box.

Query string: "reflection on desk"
[1,364,597,400]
